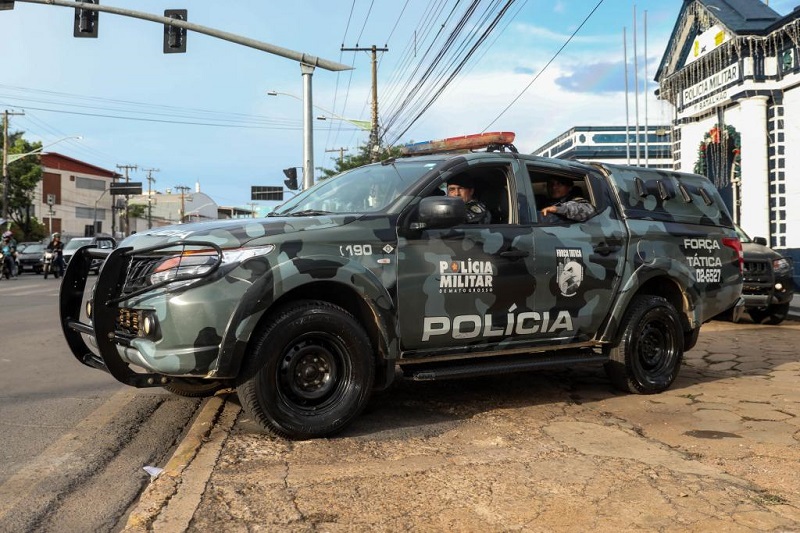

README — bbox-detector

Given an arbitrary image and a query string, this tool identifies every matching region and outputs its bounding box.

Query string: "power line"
[0,103,301,129]
[482,0,606,132]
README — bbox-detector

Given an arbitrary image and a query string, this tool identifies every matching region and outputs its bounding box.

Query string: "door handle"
[594,241,621,256]
[500,249,529,259]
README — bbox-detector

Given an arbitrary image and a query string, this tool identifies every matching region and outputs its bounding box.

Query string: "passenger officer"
[540,176,595,222]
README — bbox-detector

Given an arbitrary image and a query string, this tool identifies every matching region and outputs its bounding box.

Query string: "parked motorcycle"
[42,250,59,279]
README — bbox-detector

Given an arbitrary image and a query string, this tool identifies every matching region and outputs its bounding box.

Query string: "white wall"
[781,89,800,250]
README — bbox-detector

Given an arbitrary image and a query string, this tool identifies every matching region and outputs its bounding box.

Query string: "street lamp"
[181,202,217,223]
[316,115,371,131]
[2,135,82,224]
[7,135,82,164]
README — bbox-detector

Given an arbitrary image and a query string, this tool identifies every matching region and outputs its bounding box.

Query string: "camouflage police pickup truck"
[61,143,744,439]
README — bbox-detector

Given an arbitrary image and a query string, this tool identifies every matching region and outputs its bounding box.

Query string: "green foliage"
[694,124,741,188]
[127,203,146,219]
[2,131,44,240]
[319,143,406,179]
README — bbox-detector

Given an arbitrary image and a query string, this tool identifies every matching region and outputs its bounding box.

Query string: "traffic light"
[163,9,187,54]
[0,1,15,11]
[283,168,299,190]
[73,0,99,38]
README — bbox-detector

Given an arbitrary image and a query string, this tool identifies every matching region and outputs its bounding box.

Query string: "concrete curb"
[123,392,240,532]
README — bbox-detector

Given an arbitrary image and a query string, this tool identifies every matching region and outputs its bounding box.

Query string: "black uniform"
[465,199,491,224]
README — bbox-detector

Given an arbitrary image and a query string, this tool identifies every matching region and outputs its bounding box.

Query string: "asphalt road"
[0,274,203,533]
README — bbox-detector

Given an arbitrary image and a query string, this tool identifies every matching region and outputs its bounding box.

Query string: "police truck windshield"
[272,159,440,216]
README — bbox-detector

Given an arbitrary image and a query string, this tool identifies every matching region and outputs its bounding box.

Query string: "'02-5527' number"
[340,244,373,257]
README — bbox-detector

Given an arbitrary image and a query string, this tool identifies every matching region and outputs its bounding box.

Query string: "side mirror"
[753,236,768,246]
[412,196,466,230]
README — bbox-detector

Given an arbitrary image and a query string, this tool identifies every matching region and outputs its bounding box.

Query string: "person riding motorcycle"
[1,231,17,278]
[46,233,65,278]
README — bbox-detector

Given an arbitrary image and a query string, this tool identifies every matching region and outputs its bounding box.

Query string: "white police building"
[655,0,800,285]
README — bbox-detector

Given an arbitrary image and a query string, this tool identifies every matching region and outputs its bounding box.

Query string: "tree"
[319,143,405,179]
[3,131,44,239]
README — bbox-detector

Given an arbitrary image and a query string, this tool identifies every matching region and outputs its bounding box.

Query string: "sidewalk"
[790,293,800,320]
[124,319,800,532]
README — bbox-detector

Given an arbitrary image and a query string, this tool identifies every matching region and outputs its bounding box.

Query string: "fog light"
[775,283,784,291]
[142,314,156,337]
[86,300,93,319]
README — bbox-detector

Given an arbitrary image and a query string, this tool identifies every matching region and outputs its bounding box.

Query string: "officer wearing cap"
[446,175,491,224]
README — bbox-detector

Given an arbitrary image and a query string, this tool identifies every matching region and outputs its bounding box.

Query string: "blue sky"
[1,0,797,209]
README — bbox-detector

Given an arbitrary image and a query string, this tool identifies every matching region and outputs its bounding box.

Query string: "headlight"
[773,257,792,275]
[149,244,274,287]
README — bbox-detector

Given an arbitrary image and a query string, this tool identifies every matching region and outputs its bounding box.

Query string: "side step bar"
[403,352,607,381]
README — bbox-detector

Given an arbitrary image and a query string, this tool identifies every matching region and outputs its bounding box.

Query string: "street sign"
[251,186,283,201]
[46,193,56,206]
[110,182,143,195]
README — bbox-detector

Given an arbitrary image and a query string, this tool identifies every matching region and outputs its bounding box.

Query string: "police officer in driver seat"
[446,175,491,224]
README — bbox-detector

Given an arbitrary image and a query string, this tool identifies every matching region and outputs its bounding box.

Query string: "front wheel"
[237,301,375,440]
[749,302,790,325]
[604,295,684,394]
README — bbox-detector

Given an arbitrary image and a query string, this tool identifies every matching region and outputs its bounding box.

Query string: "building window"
[780,48,795,74]
[76,207,105,219]
[76,177,106,191]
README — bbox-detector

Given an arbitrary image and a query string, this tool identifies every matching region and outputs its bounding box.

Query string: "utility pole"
[341,45,388,161]
[117,164,138,236]
[174,185,191,222]
[325,147,348,166]
[2,109,25,222]
[247,202,258,218]
[142,168,159,229]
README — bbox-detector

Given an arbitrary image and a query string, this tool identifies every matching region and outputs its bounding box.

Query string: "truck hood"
[741,242,781,261]
[120,215,357,250]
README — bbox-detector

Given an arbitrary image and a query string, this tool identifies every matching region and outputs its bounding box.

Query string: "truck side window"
[529,170,596,224]
[444,165,513,224]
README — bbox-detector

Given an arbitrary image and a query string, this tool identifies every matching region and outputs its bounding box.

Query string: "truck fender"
[212,255,398,378]
[599,258,701,343]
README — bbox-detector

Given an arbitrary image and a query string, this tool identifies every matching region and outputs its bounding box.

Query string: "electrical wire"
[482,0,605,132]
[384,0,516,145]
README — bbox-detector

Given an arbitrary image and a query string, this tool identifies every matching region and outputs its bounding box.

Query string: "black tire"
[683,327,700,351]
[749,302,790,325]
[163,379,228,398]
[604,295,684,394]
[43,264,49,279]
[237,301,375,439]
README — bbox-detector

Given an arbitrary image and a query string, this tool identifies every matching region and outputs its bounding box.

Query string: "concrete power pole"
[116,164,138,236]
[341,45,388,161]
[2,109,25,223]
[142,168,159,229]
[174,185,191,223]
[325,147,349,166]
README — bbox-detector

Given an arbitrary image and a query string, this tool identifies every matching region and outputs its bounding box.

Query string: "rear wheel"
[749,302,790,325]
[237,301,375,439]
[604,295,684,394]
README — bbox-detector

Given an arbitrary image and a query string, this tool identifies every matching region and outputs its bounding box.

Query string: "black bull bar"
[59,242,222,388]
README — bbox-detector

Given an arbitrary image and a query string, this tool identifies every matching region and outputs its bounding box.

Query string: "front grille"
[742,259,772,295]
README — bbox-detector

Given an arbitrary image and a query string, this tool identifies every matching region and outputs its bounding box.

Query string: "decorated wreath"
[694,124,741,188]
